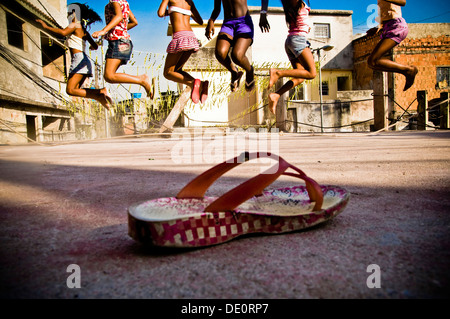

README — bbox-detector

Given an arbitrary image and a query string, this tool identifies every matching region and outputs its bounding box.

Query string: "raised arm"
[259,0,270,33]
[92,2,123,38]
[36,19,76,37]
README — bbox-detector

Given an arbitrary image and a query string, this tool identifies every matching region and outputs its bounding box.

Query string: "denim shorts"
[380,17,409,44]
[106,39,133,64]
[285,35,310,61]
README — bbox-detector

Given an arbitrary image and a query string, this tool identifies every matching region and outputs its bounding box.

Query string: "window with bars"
[314,23,331,39]
[6,12,25,50]
[321,82,329,96]
[436,67,449,89]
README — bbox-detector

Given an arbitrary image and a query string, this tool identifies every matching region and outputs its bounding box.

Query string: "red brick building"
[353,23,450,120]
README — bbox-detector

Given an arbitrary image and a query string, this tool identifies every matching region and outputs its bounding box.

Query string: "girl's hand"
[259,13,270,33]
[205,19,215,40]
[36,19,48,28]
[92,30,106,39]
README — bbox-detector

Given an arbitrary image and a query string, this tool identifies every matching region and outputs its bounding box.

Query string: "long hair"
[69,2,102,30]
[281,0,309,25]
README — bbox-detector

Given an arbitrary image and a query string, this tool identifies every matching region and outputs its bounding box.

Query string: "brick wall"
[353,23,450,113]
[353,33,380,91]
[394,33,450,112]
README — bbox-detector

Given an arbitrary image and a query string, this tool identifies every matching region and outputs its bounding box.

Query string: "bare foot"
[268,69,280,90]
[403,66,418,91]
[268,92,280,114]
[98,94,111,110]
[100,88,113,106]
[141,74,153,99]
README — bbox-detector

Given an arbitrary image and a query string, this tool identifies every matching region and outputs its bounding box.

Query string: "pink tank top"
[288,4,311,36]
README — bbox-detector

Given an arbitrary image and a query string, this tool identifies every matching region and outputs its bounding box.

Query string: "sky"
[79,0,450,54]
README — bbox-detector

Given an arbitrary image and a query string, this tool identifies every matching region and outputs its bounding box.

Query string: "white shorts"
[69,52,93,76]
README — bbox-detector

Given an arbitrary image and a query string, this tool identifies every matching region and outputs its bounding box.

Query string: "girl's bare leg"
[268,48,316,114]
[66,74,111,110]
[231,37,254,88]
[368,38,418,91]
[215,34,241,85]
[269,48,316,89]
[163,51,196,89]
[104,58,153,98]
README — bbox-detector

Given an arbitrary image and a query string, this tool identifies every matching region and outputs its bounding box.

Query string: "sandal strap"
[176,152,323,212]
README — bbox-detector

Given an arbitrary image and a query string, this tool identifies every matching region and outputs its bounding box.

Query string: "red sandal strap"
[176,152,252,199]
[176,152,323,212]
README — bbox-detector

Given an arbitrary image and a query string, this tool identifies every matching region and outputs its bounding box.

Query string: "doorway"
[26,115,36,142]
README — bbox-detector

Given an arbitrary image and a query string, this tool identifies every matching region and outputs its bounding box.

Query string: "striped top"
[288,4,311,36]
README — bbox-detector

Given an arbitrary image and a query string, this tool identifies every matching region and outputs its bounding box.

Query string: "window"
[437,67,449,89]
[6,12,25,50]
[338,77,350,91]
[321,82,329,96]
[40,32,66,81]
[314,23,331,39]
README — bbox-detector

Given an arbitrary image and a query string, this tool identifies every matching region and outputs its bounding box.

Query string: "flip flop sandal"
[200,80,209,104]
[230,71,243,92]
[128,152,350,248]
[245,67,255,92]
[245,79,256,92]
[191,79,201,104]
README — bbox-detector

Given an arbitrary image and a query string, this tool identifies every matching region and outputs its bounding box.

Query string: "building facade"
[0,0,112,144]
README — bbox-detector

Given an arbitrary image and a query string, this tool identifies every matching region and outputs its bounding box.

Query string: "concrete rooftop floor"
[0,130,449,300]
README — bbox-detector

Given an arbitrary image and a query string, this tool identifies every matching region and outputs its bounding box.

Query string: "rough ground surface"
[0,131,449,299]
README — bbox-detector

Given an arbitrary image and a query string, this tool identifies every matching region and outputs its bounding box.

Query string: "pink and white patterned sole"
[128,185,350,248]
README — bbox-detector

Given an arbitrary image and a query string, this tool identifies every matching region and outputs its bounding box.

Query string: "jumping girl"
[158,0,208,104]
[36,3,112,110]
[92,0,153,99]
[267,0,316,114]
[367,0,418,91]
[205,0,270,93]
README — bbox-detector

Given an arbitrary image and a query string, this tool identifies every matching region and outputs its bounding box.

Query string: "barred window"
[436,67,449,89]
[6,12,25,50]
[321,82,329,96]
[314,23,330,39]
